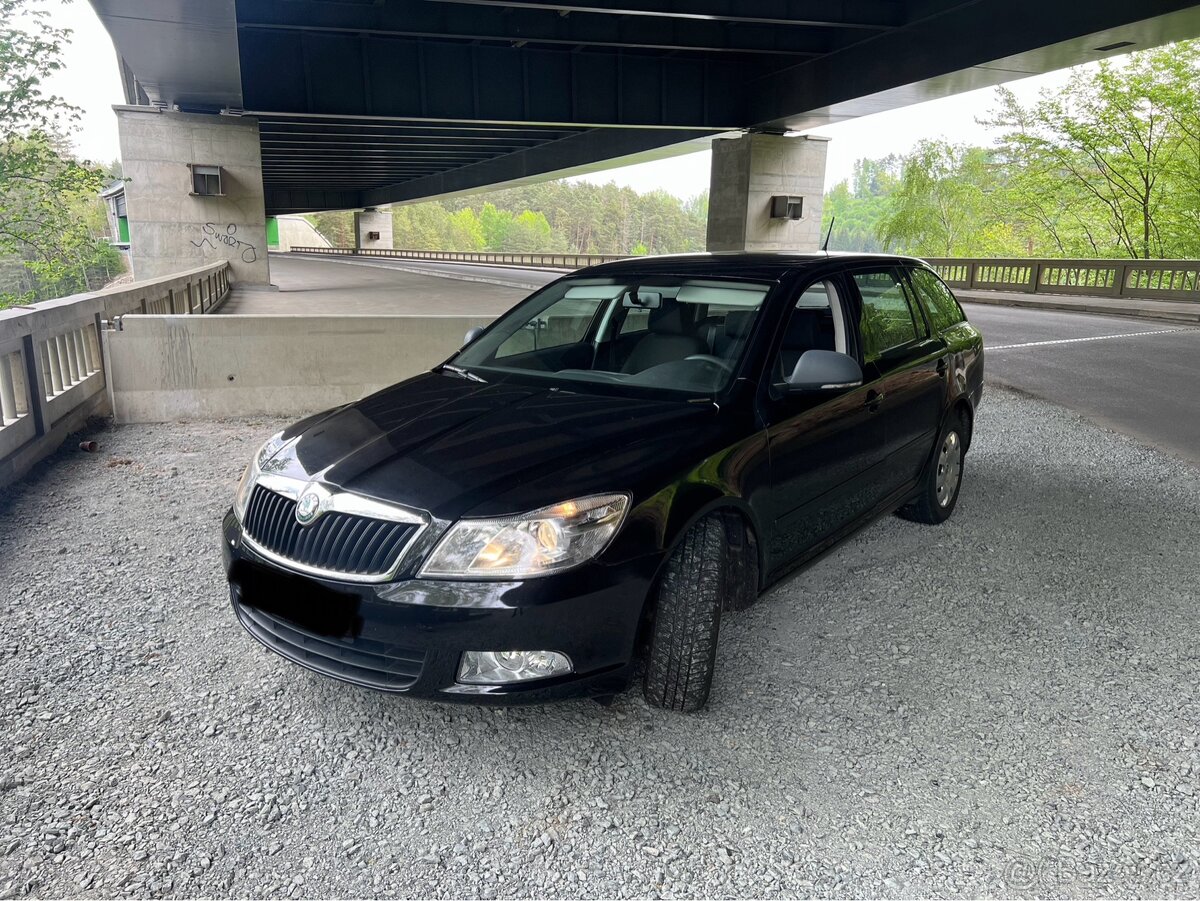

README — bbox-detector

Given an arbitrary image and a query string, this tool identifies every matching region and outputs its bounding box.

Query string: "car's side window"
[852,268,926,364]
[773,279,847,382]
[907,267,966,332]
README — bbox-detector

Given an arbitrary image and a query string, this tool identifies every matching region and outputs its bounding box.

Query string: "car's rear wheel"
[642,515,725,712]
[898,410,967,525]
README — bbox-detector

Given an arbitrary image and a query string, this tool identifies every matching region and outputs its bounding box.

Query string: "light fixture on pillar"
[770,195,805,221]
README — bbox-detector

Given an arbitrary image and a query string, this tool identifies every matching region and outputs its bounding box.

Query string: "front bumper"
[222,511,655,703]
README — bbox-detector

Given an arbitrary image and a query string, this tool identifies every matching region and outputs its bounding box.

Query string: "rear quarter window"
[908,267,966,332]
[852,269,924,361]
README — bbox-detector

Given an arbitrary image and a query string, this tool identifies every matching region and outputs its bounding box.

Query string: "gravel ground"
[2,388,1199,899]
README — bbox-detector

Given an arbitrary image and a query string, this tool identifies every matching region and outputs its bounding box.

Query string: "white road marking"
[987,327,1199,351]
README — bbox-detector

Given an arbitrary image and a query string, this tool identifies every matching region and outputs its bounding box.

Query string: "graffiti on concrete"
[191,222,258,264]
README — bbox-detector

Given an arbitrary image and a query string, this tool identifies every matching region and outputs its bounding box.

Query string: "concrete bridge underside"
[91,0,1200,216]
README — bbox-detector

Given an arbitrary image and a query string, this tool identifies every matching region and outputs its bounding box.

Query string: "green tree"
[986,43,1200,259]
[1,0,112,307]
[875,140,1023,257]
[501,210,561,252]
[478,203,513,250]
[447,207,485,250]
[305,180,710,258]
[306,210,355,246]
[820,156,900,252]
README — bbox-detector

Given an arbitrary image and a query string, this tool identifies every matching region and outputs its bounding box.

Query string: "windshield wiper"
[438,363,487,383]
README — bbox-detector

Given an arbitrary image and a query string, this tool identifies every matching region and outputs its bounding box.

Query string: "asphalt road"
[362,259,561,290]
[965,304,1200,465]
[225,256,530,315]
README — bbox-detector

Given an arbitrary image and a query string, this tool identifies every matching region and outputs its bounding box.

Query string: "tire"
[897,410,967,525]
[643,516,726,712]
[721,515,759,613]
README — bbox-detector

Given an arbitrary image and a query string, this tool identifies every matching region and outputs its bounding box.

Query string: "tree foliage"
[309,179,709,256]
[831,40,1200,260]
[819,157,900,252]
[985,44,1200,259]
[1,0,115,308]
[875,141,1024,257]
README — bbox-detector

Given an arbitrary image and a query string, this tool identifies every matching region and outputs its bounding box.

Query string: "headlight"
[419,494,629,579]
[232,431,288,522]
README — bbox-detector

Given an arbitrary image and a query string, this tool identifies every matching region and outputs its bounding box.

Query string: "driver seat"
[621,304,705,373]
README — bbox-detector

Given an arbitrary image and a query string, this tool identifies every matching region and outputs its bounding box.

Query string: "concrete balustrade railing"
[925,257,1200,302]
[295,248,1200,303]
[0,262,232,486]
[291,246,629,269]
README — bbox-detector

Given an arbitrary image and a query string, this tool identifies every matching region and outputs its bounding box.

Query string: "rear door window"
[851,268,926,364]
[907,267,966,332]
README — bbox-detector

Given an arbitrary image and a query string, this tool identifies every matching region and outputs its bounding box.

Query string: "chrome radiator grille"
[242,484,420,578]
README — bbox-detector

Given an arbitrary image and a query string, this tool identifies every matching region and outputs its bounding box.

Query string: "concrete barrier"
[103,314,492,423]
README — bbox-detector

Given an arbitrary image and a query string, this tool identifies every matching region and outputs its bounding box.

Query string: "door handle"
[864,389,885,412]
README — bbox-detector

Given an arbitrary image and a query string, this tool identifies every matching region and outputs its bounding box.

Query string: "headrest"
[648,303,688,335]
[783,309,822,348]
[724,310,755,340]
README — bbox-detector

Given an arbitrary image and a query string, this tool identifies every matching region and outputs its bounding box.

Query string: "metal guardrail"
[0,262,231,485]
[291,247,629,269]
[925,257,1200,302]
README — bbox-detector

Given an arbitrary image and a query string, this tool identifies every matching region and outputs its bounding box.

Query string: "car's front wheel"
[642,515,726,712]
[898,410,967,525]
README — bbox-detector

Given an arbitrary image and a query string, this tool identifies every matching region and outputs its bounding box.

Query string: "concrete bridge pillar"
[354,208,393,251]
[706,133,830,253]
[115,107,271,285]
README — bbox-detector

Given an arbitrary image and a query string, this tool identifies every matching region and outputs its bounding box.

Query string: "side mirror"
[462,326,486,347]
[786,349,863,391]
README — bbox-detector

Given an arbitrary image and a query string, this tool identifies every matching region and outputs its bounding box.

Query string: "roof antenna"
[821,216,835,253]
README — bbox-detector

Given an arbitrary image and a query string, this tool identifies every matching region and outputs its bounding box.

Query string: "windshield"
[452,275,773,395]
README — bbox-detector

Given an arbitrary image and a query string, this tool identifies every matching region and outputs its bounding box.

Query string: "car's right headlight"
[232,431,288,522]
[418,494,629,579]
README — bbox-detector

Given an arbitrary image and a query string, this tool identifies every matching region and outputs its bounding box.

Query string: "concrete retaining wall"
[104,314,492,423]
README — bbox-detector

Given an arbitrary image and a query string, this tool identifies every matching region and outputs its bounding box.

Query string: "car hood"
[270,372,717,520]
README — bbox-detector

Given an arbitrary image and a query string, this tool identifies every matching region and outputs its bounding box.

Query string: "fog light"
[457,650,573,684]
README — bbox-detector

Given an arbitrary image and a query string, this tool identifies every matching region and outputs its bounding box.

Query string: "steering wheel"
[684,354,735,374]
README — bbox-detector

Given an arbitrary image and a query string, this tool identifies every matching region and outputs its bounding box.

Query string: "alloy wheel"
[935,430,962,508]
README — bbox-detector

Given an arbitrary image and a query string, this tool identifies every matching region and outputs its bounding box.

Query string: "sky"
[48,0,1086,197]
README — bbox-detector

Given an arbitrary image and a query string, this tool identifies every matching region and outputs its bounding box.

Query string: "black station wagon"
[223,253,984,711]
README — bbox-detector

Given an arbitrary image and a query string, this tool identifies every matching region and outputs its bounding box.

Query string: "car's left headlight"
[419,494,629,579]
[232,431,289,522]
